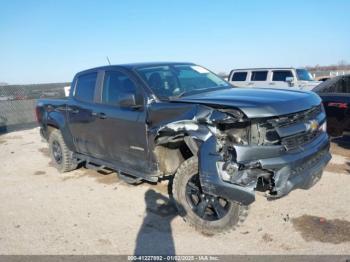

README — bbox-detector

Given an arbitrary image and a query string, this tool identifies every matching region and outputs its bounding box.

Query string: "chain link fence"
[0,83,69,133]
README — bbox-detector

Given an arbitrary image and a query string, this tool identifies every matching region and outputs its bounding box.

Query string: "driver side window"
[102,71,137,106]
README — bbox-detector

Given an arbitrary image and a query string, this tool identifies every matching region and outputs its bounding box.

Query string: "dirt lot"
[0,128,349,255]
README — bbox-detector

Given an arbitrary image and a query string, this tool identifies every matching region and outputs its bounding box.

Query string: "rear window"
[74,72,97,102]
[251,71,268,81]
[272,70,293,81]
[232,72,247,81]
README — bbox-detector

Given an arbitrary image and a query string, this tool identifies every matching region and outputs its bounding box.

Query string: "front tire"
[48,129,77,173]
[173,157,248,235]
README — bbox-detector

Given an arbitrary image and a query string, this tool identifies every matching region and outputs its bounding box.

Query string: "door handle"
[67,107,79,114]
[269,82,275,85]
[92,112,107,119]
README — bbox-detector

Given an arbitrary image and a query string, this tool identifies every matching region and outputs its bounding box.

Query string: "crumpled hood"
[175,88,322,118]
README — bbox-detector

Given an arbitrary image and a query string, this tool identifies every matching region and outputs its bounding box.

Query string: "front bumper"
[199,132,331,205]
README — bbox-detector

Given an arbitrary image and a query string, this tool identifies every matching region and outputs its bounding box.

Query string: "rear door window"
[251,71,268,81]
[272,70,293,81]
[232,72,247,81]
[74,72,98,102]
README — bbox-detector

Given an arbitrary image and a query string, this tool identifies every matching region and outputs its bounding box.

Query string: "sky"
[0,0,349,84]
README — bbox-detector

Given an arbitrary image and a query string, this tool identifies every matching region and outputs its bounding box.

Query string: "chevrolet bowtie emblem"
[308,120,319,132]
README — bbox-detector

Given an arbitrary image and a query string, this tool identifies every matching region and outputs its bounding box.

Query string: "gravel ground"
[0,128,349,255]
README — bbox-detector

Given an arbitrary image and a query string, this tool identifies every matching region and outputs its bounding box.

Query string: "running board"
[75,153,159,183]
[85,162,106,171]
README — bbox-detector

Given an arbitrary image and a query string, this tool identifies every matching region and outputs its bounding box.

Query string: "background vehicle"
[313,75,350,137]
[228,67,321,91]
[36,62,331,234]
[64,86,71,97]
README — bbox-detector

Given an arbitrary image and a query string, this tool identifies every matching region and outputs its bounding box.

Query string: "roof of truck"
[77,62,195,75]
[118,62,194,68]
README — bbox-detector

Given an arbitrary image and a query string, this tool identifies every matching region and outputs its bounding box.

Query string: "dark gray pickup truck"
[36,62,331,234]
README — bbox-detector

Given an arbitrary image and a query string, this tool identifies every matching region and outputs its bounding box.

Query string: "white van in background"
[64,86,71,97]
[228,68,321,91]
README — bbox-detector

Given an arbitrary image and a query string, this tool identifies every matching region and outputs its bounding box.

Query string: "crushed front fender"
[199,135,256,205]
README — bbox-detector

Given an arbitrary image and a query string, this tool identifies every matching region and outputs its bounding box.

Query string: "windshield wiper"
[171,90,188,98]
[170,88,213,99]
[169,86,230,100]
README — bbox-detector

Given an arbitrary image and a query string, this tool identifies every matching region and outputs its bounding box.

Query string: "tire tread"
[173,157,249,235]
[49,129,77,173]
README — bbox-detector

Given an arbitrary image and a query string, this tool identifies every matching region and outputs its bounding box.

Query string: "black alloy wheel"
[185,174,231,221]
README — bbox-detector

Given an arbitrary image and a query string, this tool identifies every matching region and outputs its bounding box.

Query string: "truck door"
[92,69,149,171]
[67,71,107,159]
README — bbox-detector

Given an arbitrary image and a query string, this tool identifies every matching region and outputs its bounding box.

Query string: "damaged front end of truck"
[150,102,331,206]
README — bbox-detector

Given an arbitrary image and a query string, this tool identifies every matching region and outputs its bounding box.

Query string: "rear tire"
[48,129,77,173]
[172,157,248,235]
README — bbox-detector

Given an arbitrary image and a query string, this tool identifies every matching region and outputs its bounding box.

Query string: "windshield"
[296,69,314,81]
[135,64,231,99]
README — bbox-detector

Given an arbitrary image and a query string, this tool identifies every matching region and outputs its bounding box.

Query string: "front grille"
[268,104,322,128]
[281,131,320,150]
[264,104,324,150]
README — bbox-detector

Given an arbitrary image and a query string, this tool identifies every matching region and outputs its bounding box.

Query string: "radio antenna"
[106,56,111,65]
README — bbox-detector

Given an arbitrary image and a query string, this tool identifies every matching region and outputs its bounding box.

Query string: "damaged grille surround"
[249,104,325,149]
[200,104,330,202]
[151,101,330,205]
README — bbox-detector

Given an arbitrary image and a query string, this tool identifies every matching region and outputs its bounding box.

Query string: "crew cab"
[228,67,321,91]
[36,62,331,234]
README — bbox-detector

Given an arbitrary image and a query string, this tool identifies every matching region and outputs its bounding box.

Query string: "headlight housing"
[319,121,327,133]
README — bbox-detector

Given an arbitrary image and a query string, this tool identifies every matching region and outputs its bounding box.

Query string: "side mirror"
[285,77,295,86]
[285,77,294,83]
[118,93,142,109]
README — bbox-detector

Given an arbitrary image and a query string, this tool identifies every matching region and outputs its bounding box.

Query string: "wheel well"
[154,139,194,175]
[47,124,58,137]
